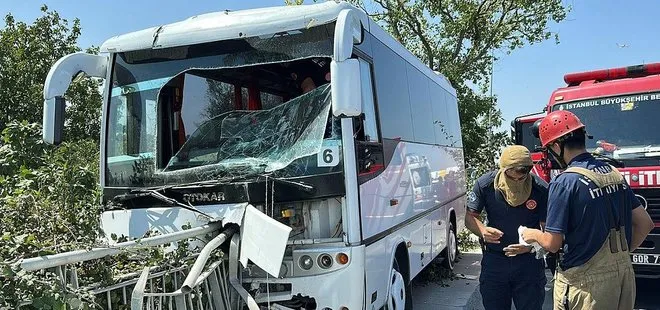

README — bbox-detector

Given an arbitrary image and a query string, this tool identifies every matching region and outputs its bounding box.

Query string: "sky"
[2,0,659,133]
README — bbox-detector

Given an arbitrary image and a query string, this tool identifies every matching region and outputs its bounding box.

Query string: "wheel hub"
[449,230,457,262]
[387,268,406,310]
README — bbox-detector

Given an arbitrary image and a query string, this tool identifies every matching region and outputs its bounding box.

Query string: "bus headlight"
[299,255,313,270]
[318,253,333,269]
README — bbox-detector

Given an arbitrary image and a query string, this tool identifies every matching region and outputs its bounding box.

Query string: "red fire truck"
[512,62,660,278]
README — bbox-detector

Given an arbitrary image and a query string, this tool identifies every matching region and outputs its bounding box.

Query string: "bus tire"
[386,255,412,310]
[442,221,458,270]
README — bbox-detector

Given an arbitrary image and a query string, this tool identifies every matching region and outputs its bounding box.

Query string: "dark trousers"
[479,251,546,310]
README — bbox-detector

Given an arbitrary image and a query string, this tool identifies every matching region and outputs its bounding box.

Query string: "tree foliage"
[0,8,221,309]
[0,122,103,309]
[0,5,102,139]
[0,6,105,308]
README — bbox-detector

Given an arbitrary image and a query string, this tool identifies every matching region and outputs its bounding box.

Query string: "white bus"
[38,1,466,309]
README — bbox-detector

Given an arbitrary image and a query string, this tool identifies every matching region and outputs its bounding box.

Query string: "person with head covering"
[465,145,549,310]
[521,110,654,310]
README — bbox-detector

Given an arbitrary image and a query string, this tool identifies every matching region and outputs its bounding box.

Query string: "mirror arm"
[44,52,108,100]
[333,9,367,62]
[42,52,108,145]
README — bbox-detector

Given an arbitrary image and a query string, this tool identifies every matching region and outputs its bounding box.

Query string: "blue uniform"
[467,171,548,310]
[545,153,641,270]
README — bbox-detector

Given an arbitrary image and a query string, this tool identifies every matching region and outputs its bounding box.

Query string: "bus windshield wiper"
[112,189,213,219]
[267,176,316,194]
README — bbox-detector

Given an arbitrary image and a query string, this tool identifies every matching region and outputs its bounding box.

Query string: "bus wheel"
[442,222,458,270]
[387,257,410,310]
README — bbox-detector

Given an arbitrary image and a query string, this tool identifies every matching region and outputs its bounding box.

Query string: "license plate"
[631,254,660,265]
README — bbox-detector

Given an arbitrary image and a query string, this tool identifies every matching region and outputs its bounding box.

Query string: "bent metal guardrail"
[17,222,244,310]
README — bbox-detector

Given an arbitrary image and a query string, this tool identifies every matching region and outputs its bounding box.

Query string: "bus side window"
[356,58,384,176]
[359,58,380,143]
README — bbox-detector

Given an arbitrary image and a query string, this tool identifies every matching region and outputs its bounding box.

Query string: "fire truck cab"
[511,112,548,181]
[512,62,660,279]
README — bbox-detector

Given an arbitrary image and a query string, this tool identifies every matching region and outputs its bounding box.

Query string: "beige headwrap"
[494,145,534,207]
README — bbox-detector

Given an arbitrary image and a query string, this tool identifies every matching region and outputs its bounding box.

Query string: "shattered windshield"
[105,23,341,188]
[163,84,333,173]
[552,92,660,159]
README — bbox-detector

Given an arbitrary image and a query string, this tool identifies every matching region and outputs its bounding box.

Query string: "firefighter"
[465,145,548,310]
[521,110,654,310]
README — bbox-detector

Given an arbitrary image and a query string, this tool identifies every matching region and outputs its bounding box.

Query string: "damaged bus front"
[35,2,369,310]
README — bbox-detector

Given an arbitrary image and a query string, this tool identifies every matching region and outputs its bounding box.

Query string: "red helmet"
[539,110,585,147]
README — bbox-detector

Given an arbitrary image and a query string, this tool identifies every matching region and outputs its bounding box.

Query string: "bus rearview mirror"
[331,59,362,117]
[42,97,65,145]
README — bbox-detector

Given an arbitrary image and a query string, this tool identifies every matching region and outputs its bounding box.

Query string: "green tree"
[0,6,104,309]
[0,5,102,141]
[0,9,209,309]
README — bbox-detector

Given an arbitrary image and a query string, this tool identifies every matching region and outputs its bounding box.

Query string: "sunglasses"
[505,166,532,181]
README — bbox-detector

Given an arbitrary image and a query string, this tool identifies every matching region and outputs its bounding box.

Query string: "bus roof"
[548,73,660,110]
[100,1,363,53]
[98,1,457,96]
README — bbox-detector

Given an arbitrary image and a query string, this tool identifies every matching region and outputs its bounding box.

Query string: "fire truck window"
[554,95,660,153]
[520,122,541,152]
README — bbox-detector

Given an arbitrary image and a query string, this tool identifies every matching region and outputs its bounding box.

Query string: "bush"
[458,228,481,252]
[0,121,103,308]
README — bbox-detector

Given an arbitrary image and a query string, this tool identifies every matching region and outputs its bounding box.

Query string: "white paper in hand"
[518,226,531,246]
[239,205,292,277]
[518,225,546,259]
